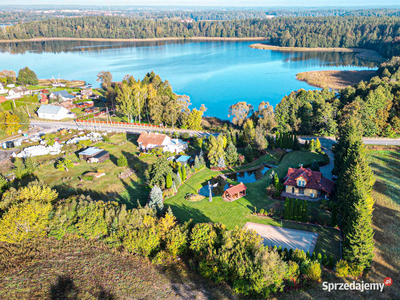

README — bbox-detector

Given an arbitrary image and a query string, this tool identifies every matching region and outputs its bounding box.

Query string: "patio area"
[244,222,319,254]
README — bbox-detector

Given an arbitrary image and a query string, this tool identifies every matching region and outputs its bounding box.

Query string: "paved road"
[30,120,211,137]
[300,136,400,148]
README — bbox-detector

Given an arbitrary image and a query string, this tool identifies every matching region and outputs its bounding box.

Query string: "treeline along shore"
[1,16,400,58]
[0,36,268,44]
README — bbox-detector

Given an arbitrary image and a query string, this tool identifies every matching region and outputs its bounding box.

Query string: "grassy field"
[366,146,400,295]
[34,134,155,208]
[165,150,341,260]
[0,237,237,300]
[296,70,377,89]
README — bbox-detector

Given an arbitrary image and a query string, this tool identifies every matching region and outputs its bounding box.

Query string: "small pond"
[198,165,270,197]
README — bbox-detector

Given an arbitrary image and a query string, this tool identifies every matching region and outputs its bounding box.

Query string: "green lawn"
[365,146,400,292]
[34,134,156,208]
[165,149,341,260]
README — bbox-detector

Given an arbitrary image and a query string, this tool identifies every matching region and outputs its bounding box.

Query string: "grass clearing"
[34,134,154,208]
[0,237,237,300]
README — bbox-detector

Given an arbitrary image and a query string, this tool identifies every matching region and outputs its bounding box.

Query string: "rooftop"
[137,131,168,147]
[224,182,247,195]
[283,167,335,194]
[176,155,191,163]
[37,105,65,115]
[52,90,74,99]
[79,147,103,156]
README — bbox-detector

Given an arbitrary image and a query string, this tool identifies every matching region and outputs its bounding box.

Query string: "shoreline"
[249,43,386,63]
[296,70,377,89]
[0,36,267,43]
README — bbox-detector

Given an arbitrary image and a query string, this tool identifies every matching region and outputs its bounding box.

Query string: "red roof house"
[283,167,335,199]
[222,182,247,201]
[38,93,48,104]
[0,96,7,103]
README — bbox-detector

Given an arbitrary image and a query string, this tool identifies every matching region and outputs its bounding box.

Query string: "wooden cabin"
[222,182,247,202]
[87,151,110,163]
[79,147,109,163]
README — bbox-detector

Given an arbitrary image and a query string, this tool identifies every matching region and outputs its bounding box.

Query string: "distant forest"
[1,16,400,58]
[3,8,400,24]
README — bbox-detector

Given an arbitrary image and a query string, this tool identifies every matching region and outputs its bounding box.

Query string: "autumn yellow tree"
[0,112,21,136]
[0,200,52,243]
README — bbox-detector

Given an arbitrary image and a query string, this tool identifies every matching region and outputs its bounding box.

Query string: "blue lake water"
[0,40,377,119]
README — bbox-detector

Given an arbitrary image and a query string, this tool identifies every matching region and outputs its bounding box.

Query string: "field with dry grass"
[296,70,377,89]
[0,237,238,300]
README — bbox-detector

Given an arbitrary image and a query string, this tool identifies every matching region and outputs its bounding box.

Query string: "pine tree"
[178,165,183,182]
[311,252,316,261]
[175,171,182,187]
[148,185,164,212]
[181,164,187,181]
[315,138,322,152]
[329,255,334,268]
[289,198,294,220]
[194,155,201,170]
[323,254,328,266]
[294,199,299,221]
[310,139,316,152]
[336,106,375,271]
[273,173,280,189]
[303,201,308,222]
[245,144,254,163]
[293,134,301,150]
[167,206,174,216]
[166,173,172,189]
[225,142,239,165]
[284,198,290,219]
[217,156,226,168]
[330,203,338,227]
[317,253,322,264]
[306,251,310,259]
[172,181,177,194]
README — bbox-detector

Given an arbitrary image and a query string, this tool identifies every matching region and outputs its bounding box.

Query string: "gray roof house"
[49,90,75,101]
[37,105,75,120]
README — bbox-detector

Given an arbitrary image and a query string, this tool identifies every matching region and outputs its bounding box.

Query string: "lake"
[0,40,377,119]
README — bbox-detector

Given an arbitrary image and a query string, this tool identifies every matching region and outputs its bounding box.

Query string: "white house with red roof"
[137,132,188,153]
[283,166,335,200]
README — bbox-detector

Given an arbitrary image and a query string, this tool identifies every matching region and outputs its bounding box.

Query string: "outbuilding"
[37,105,75,120]
[79,147,109,163]
[222,182,247,202]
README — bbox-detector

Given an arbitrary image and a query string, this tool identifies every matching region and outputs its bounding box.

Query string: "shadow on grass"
[168,203,213,224]
[118,177,150,208]
[50,275,79,300]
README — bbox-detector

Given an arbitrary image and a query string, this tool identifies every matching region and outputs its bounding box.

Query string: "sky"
[1,0,400,6]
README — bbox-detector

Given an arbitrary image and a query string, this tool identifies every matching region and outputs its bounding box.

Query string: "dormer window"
[297,180,306,187]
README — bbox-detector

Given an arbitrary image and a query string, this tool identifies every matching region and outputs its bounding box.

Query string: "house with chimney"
[137,132,188,153]
[283,166,335,200]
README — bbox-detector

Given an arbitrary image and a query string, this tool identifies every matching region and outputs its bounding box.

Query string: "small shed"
[222,183,247,202]
[87,150,110,163]
[79,147,103,160]
[176,155,191,165]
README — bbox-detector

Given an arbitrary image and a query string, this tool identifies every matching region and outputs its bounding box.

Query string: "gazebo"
[222,182,247,202]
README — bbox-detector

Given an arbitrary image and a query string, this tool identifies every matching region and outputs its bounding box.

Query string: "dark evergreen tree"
[336,104,375,271]
[330,203,338,227]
